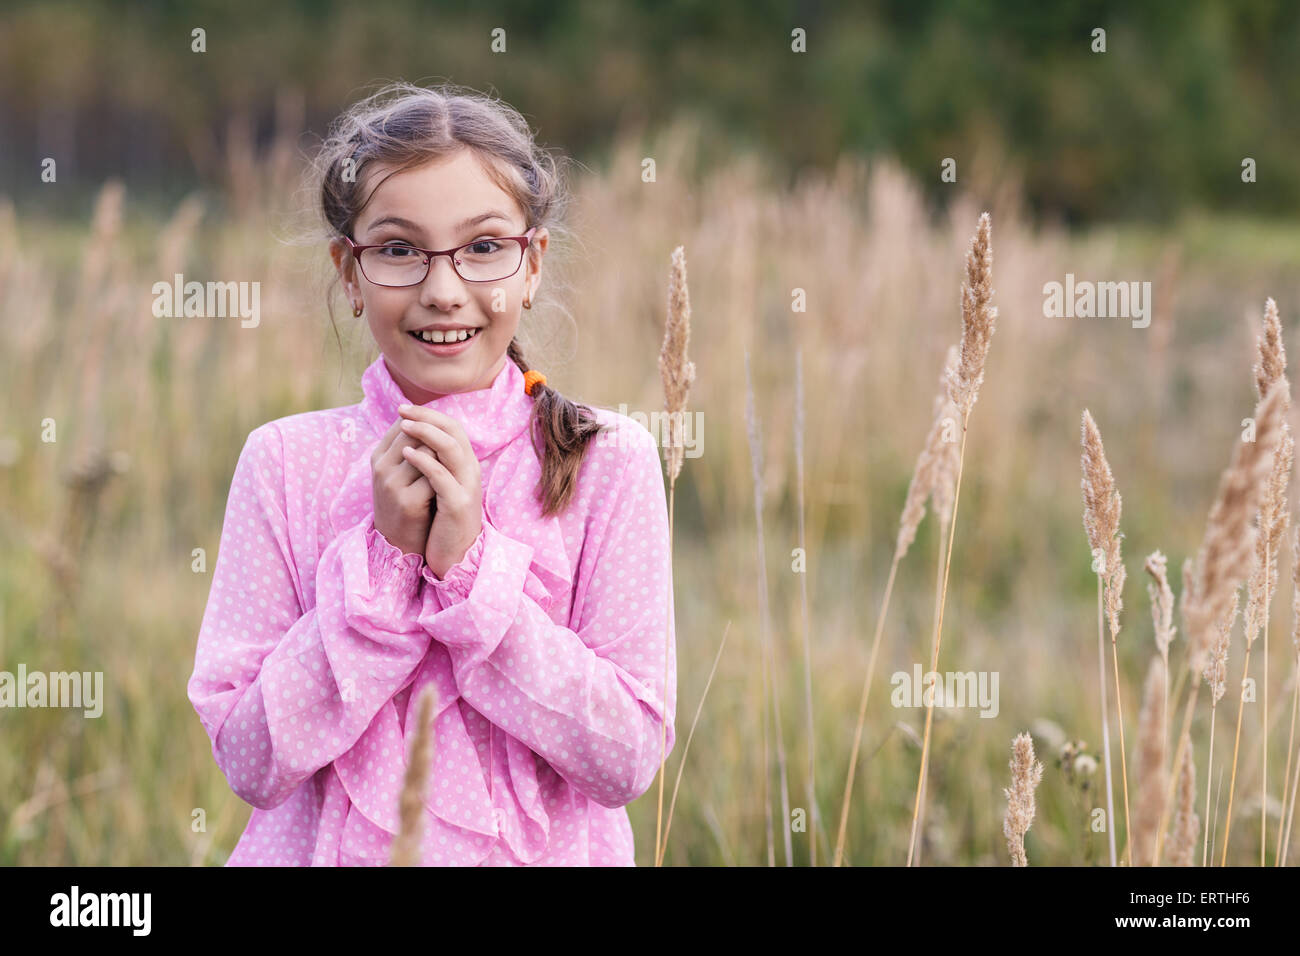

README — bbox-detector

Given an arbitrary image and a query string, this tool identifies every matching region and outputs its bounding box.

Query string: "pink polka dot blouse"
[187,355,677,865]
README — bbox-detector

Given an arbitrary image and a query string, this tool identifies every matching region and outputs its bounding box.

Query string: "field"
[2,115,1299,865]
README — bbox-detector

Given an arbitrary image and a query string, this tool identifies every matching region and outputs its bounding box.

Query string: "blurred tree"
[0,0,1296,223]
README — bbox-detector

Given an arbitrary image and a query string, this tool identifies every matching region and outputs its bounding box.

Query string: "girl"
[187,81,677,866]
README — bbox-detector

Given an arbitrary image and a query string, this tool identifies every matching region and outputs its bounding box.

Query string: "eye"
[464,239,503,255]
[376,242,419,259]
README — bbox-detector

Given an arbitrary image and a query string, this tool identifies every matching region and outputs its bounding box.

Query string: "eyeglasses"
[343,226,537,287]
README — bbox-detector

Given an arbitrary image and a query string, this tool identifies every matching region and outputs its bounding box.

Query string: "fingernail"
[397,403,411,413]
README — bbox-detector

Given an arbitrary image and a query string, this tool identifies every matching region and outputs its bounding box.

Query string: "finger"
[390,429,442,485]
[377,421,431,474]
[401,444,459,500]
[372,424,435,492]
[397,472,436,506]
[371,419,405,467]
[393,453,428,488]
[399,408,477,491]
[399,404,472,455]
[399,419,462,476]
[387,435,441,489]
[398,403,468,437]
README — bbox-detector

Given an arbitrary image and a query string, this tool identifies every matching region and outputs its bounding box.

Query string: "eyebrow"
[361,211,515,237]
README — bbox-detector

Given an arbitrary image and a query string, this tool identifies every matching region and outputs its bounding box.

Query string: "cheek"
[486,319,518,347]
[479,300,519,334]
[365,315,383,340]
[365,299,403,333]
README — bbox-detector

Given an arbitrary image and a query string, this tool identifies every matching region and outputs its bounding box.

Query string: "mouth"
[407,327,481,356]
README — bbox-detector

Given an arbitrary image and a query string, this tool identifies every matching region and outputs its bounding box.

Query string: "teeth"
[415,328,478,344]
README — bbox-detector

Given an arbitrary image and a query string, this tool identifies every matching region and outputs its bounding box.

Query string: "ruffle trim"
[364,523,426,593]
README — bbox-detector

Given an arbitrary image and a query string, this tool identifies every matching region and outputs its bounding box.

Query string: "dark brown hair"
[310,81,609,517]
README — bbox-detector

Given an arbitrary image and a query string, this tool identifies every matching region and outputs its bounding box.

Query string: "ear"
[329,237,359,298]
[529,227,549,266]
[525,228,547,288]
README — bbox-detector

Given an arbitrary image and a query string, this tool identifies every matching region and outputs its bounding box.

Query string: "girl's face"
[330,149,548,403]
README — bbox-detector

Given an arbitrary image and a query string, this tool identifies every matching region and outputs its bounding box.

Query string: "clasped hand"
[370,404,483,580]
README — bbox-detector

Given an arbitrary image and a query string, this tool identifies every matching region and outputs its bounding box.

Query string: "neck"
[386,356,447,404]
[383,354,508,404]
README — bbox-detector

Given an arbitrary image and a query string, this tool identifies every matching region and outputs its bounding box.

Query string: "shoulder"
[235,403,365,478]
[579,404,664,497]
[260,403,364,455]
[586,403,660,462]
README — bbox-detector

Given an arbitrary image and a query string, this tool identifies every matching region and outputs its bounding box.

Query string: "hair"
[307,80,610,518]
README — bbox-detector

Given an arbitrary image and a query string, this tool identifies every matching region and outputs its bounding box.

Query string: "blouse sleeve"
[187,423,432,811]
[417,425,677,809]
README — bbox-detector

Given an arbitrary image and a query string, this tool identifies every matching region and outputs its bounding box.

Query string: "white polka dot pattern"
[186,356,677,865]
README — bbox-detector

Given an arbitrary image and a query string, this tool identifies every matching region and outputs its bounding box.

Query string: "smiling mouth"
[408,328,481,344]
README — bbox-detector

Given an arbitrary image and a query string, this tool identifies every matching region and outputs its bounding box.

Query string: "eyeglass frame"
[342,226,538,287]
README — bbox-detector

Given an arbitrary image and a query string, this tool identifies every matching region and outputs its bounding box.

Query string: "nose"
[417,252,468,310]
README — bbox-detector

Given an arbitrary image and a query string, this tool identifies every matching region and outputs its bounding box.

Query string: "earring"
[352,301,363,318]
[523,284,533,310]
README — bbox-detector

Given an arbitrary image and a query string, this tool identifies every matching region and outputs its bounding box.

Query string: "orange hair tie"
[524,369,547,396]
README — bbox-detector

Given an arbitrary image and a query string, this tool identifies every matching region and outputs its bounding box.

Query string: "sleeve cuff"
[420,524,487,606]
[419,517,535,618]
[335,519,426,632]
[364,522,426,593]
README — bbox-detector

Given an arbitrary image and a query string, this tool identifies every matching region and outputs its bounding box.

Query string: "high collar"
[359,354,535,460]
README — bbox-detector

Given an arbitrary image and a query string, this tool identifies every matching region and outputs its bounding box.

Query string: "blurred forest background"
[3,0,1299,222]
[1,0,1299,866]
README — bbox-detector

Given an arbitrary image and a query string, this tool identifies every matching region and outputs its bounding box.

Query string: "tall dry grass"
[1003,731,1044,866]
[1222,302,1292,865]
[655,245,696,866]
[833,343,958,866]
[1145,552,1175,796]
[1169,746,1200,867]
[1283,525,1300,863]
[390,685,437,867]
[1201,589,1238,864]
[743,347,793,866]
[1155,377,1290,866]
[905,212,997,866]
[1081,409,1131,865]
[6,110,1300,865]
[1131,655,1167,866]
